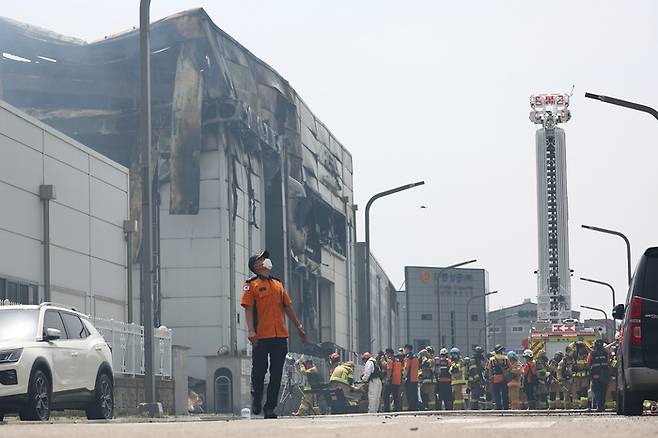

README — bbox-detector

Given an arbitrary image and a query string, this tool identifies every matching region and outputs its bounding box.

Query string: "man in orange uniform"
[383,348,402,412]
[241,250,306,419]
[403,344,420,411]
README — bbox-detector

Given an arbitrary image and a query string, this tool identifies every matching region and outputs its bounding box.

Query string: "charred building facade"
[0,9,361,379]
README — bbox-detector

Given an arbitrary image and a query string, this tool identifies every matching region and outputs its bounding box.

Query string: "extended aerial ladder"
[530,93,573,322]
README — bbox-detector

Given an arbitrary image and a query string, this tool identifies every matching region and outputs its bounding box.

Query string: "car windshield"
[0,309,39,341]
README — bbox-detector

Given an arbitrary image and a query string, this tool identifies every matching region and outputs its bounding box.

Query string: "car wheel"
[86,373,114,420]
[20,369,51,421]
[621,388,643,416]
[0,411,4,422]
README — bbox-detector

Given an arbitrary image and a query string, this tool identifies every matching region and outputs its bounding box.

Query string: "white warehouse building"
[0,99,130,320]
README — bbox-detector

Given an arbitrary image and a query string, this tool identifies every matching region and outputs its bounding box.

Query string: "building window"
[421,314,433,321]
[414,340,431,352]
[470,314,478,322]
[0,276,39,305]
[511,326,524,333]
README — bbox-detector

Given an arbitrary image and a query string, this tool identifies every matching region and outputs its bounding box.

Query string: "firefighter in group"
[418,347,436,410]
[329,360,359,405]
[462,357,472,409]
[449,347,467,410]
[606,345,618,411]
[547,351,565,409]
[361,352,383,414]
[488,344,511,410]
[522,349,537,410]
[468,346,487,410]
[587,339,610,412]
[435,348,453,410]
[383,348,402,412]
[403,344,420,411]
[573,341,591,409]
[558,344,576,409]
[293,356,321,416]
[507,351,522,410]
[535,350,550,409]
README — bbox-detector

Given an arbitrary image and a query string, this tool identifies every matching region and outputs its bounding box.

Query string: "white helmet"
[439,348,448,355]
[523,349,533,358]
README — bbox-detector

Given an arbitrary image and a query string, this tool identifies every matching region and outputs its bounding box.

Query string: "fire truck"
[527,319,599,357]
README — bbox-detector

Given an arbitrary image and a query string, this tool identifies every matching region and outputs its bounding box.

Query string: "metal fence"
[91,318,173,378]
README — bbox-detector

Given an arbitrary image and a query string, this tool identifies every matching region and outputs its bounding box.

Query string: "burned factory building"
[0,8,362,384]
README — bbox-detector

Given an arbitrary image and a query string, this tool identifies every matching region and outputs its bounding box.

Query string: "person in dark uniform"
[587,339,610,412]
[241,250,306,419]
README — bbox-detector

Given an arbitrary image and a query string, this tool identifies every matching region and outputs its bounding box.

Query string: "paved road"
[1,412,656,438]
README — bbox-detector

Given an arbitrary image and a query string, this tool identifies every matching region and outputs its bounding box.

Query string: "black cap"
[385,348,394,354]
[248,250,270,273]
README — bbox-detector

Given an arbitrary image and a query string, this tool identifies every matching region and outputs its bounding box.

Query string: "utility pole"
[138,0,161,417]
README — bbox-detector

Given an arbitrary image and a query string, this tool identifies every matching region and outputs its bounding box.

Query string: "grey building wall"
[487,300,537,354]
[403,266,489,353]
[0,100,129,319]
[356,243,398,354]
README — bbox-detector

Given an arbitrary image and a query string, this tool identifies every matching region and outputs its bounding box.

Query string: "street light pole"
[466,291,498,353]
[139,0,160,416]
[434,259,477,348]
[365,181,424,351]
[580,304,611,341]
[580,277,617,308]
[582,224,632,286]
[479,323,492,351]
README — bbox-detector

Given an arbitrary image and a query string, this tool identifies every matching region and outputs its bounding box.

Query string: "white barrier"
[91,318,173,378]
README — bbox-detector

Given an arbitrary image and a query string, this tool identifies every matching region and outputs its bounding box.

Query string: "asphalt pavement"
[0,412,654,438]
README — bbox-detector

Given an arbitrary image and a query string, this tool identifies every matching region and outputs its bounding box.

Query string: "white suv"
[0,303,114,421]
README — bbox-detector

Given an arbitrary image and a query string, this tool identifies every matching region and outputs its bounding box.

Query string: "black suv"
[613,247,658,415]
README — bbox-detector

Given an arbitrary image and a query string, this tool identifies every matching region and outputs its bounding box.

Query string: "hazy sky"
[4,1,658,318]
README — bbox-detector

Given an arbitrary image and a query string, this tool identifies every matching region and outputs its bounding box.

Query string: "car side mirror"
[44,328,62,341]
[612,304,625,320]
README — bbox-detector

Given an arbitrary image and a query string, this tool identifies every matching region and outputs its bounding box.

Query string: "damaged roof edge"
[0,16,87,46]
[0,99,129,175]
[1,7,353,164]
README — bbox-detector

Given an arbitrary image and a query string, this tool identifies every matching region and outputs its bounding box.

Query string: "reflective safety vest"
[574,357,589,378]
[536,360,549,384]
[468,361,484,385]
[450,360,467,385]
[507,361,522,388]
[330,364,354,386]
[589,350,609,380]
[435,357,452,383]
[388,359,402,385]
[419,356,436,384]
[488,354,510,384]
[404,354,419,383]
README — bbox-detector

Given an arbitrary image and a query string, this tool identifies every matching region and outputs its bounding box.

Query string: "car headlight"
[0,348,23,363]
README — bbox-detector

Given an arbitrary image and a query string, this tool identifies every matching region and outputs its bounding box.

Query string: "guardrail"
[90,318,173,379]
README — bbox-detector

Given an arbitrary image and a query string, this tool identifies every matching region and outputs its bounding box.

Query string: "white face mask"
[262,258,273,270]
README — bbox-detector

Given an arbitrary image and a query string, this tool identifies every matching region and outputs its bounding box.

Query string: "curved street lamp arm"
[585,93,658,121]
[582,224,632,286]
[580,277,616,308]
